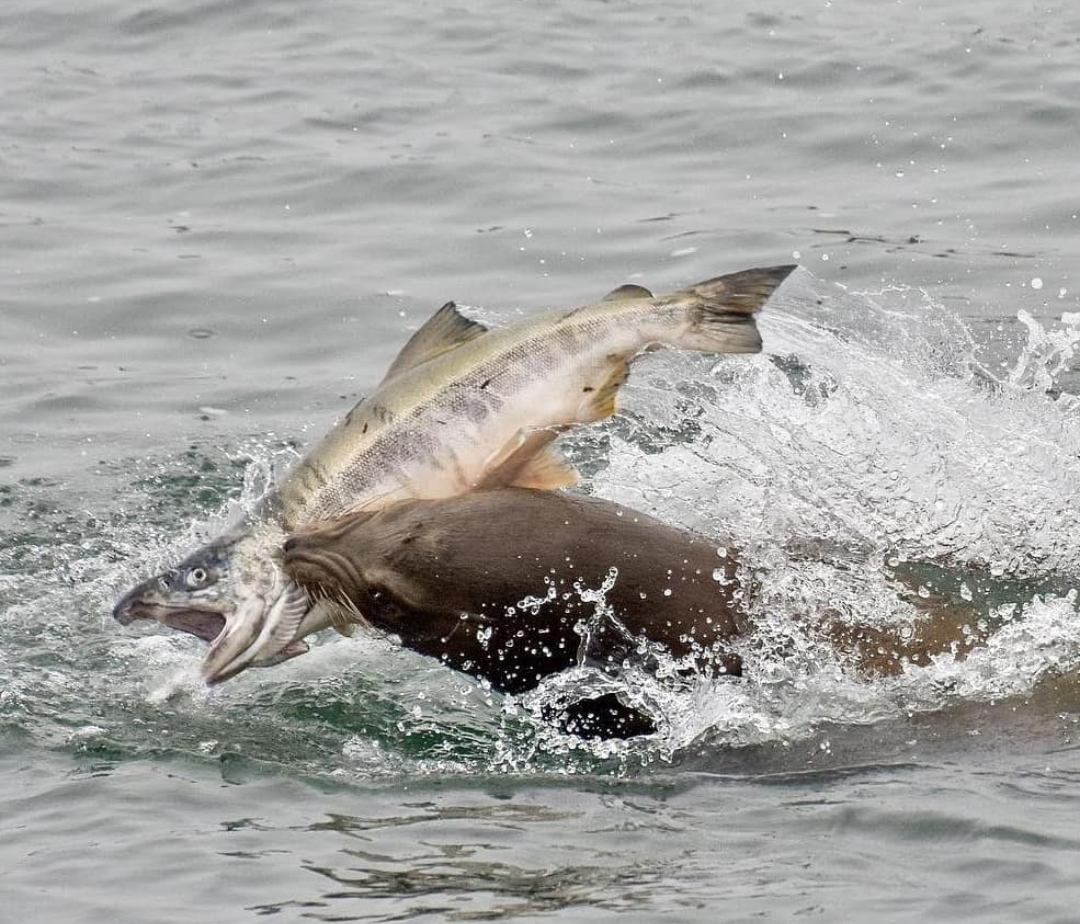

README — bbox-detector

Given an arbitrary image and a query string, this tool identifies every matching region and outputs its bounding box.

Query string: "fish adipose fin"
[678,264,798,354]
[477,428,579,491]
[382,301,489,382]
[602,283,654,301]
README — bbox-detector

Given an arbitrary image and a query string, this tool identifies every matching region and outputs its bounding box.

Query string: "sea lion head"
[281,510,433,627]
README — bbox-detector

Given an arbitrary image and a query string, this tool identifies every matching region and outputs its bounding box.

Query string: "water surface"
[2,1,1080,921]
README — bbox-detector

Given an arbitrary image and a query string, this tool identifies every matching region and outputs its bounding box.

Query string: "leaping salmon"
[112,264,797,684]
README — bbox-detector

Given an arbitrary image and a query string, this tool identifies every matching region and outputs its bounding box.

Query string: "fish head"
[113,537,238,643]
[113,529,313,685]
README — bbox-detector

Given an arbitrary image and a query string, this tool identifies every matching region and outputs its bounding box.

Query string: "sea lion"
[280,488,988,737]
[282,488,747,737]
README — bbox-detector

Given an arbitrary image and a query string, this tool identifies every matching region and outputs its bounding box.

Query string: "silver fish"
[113,264,796,683]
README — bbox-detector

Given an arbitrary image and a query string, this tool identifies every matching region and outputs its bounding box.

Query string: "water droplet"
[1031,277,1043,290]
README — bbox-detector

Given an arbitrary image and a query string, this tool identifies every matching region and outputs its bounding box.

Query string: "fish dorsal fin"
[382,301,489,382]
[602,283,654,302]
[477,428,579,491]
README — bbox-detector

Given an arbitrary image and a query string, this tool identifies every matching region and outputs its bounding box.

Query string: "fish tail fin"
[679,264,798,354]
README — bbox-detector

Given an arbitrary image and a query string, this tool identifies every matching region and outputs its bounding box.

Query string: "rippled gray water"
[3,1,1080,921]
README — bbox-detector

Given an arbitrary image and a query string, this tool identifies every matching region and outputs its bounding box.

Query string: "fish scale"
[113,264,797,685]
[275,265,795,528]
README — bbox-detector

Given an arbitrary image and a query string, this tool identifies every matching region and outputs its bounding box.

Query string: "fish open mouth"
[113,597,228,645]
[113,554,313,684]
[161,610,227,643]
[112,582,229,644]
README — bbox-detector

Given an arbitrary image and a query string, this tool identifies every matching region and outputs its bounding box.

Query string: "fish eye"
[186,567,209,589]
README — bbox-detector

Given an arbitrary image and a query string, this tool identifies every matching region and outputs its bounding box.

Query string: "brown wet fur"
[284,488,985,703]
[284,488,746,695]
[825,583,986,677]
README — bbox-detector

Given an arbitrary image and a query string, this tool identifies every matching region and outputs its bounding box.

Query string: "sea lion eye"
[186,567,209,588]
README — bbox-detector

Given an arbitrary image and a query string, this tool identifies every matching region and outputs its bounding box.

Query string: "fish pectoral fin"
[578,353,632,422]
[266,581,312,651]
[477,428,579,491]
[601,283,654,301]
[381,301,489,382]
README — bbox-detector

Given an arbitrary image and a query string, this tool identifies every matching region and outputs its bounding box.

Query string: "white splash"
[533,274,1080,757]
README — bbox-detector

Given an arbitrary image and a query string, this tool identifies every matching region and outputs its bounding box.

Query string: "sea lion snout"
[282,537,363,599]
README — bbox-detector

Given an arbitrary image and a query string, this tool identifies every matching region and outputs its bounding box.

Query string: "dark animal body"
[282,488,988,736]
[283,488,747,736]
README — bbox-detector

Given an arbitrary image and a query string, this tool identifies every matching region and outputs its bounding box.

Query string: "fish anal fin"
[578,353,632,422]
[602,283,654,301]
[508,445,579,490]
[382,301,489,382]
[477,428,579,491]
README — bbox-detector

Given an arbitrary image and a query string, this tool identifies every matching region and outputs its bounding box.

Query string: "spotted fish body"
[273,265,797,529]
[113,264,796,684]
